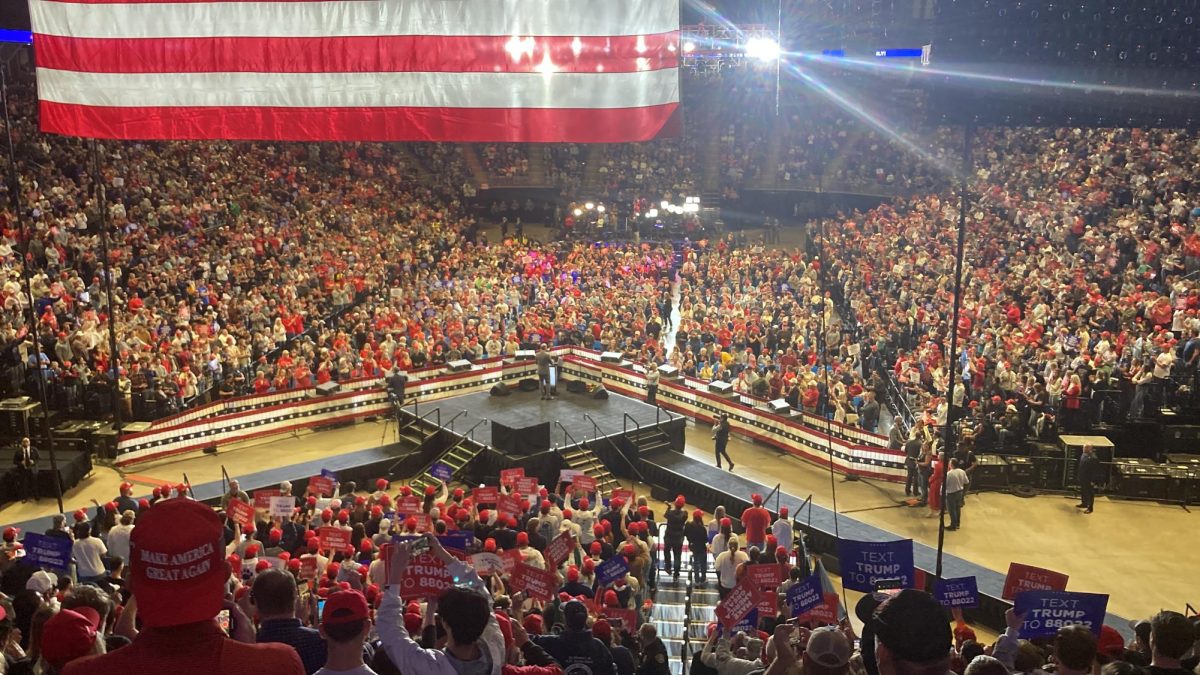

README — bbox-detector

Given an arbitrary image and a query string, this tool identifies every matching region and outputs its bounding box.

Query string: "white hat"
[26,570,58,594]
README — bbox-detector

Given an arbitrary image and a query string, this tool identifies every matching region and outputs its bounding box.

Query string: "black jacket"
[531,629,616,675]
[636,637,672,675]
[664,508,687,543]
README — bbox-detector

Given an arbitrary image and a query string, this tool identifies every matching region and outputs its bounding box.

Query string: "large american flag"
[29,0,680,142]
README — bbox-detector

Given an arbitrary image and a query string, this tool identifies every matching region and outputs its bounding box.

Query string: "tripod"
[380,392,407,445]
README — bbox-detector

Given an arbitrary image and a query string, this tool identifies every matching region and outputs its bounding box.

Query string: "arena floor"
[2,412,1191,623]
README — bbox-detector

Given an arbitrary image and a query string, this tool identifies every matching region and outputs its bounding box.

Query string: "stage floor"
[412,387,666,451]
[2,402,1191,624]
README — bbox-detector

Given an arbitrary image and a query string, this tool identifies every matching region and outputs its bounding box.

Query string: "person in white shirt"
[713,536,749,600]
[945,458,970,531]
[72,522,108,581]
[771,507,793,554]
[106,510,135,564]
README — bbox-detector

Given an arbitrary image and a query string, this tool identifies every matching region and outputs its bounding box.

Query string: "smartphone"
[317,599,326,619]
[873,578,905,597]
[410,536,432,556]
[216,609,231,635]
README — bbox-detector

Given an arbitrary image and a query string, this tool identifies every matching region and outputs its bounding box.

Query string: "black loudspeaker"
[591,385,609,400]
[202,445,218,455]
[315,381,341,396]
[519,379,540,392]
[490,383,511,397]
[567,380,588,394]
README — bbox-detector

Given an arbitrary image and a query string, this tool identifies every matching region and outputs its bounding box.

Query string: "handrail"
[682,573,694,675]
[412,406,441,429]
[553,420,584,450]
[583,413,648,485]
[762,482,782,513]
[460,418,488,444]
[444,410,468,432]
[655,406,674,432]
[622,412,641,437]
[220,465,230,496]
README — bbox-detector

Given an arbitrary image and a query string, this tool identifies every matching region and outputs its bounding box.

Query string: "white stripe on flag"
[29,0,680,39]
[36,68,681,109]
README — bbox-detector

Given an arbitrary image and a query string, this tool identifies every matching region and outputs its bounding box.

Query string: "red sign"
[308,475,335,497]
[397,496,422,515]
[317,526,350,553]
[544,531,574,569]
[715,581,756,628]
[509,562,558,602]
[408,514,431,532]
[500,549,524,575]
[756,587,779,617]
[1002,563,1069,601]
[572,475,598,493]
[601,607,638,633]
[497,494,523,518]
[514,476,539,496]
[747,564,787,588]
[299,555,318,580]
[399,552,455,600]
[226,498,254,527]
[500,468,526,487]
[796,592,841,626]
[473,486,499,504]
[229,554,242,579]
[610,488,634,504]
[253,489,281,509]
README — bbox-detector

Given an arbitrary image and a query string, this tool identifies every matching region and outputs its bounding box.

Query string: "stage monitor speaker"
[315,381,341,396]
[567,380,588,394]
[766,399,791,414]
[490,383,511,397]
[601,352,623,364]
[592,385,609,400]
[514,350,535,361]
[657,365,679,379]
[447,359,472,373]
[973,454,1009,489]
[518,379,540,392]
[708,381,734,396]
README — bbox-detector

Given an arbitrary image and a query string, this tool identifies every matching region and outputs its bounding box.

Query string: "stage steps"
[629,428,673,457]
[407,437,487,496]
[648,536,718,675]
[561,444,621,495]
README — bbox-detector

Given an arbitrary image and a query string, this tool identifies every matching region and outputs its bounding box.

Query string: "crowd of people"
[480,145,530,180]
[2,480,1197,675]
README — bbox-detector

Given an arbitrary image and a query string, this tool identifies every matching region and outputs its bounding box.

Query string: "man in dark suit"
[1076,443,1100,514]
[12,436,39,501]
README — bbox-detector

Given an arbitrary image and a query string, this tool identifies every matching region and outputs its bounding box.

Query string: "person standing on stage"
[712,414,733,471]
[1076,443,1099,514]
[536,344,555,400]
[645,361,660,405]
[12,436,40,501]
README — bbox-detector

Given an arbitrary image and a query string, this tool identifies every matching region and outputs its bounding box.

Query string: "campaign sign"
[1014,591,1109,638]
[596,555,629,585]
[317,526,350,552]
[796,593,841,627]
[430,462,454,481]
[320,468,338,480]
[1002,563,1069,600]
[408,514,431,532]
[544,531,574,568]
[22,532,72,572]
[559,469,584,484]
[308,475,335,497]
[500,549,524,575]
[437,532,472,552]
[509,562,558,602]
[756,587,779,617]
[497,494,523,518]
[748,564,787,588]
[786,575,825,616]
[610,488,634,504]
[299,555,318,580]
[572,475,597,493]
[514,477,540,496]
[603,608,639,633]
[227,498,255,527]
[716,582,757,628]
[399,552,455,600]
[730,609,759,635]
[935,576,980,609]
[268,496,295,518]
[836,538,914,592]
[397,496,422,515]
[470,552,506,575]
[500,468,526,486]
[473,486,499,504]
[253,489,281,509]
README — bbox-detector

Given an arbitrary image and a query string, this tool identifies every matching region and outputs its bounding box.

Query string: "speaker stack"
[973,454,1009,489]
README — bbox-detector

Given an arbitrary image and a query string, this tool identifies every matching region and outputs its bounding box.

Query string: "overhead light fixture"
[745,37,780,62]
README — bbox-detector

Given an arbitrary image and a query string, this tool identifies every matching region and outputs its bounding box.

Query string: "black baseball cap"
[563,599,589,631]
[872,589,952,664]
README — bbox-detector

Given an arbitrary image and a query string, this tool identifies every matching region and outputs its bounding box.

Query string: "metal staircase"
[627,427,673,457]
[554,420,623,495]
[649,534,718,675]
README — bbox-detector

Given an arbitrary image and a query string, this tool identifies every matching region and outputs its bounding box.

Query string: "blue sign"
[430,463,454,481]
[935,576,979,609]
[836,538,915,592]
[22,533,73,572]
[437,532,472,551]
[730,609,758,635]
[596,555,629,586]
[320,468,338,480]
[1014,591,1109,638]
[786,575,825,616]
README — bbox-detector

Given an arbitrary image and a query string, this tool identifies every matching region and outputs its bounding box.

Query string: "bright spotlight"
[573,209,582,216]
[745,37,780,62]
[683,41,696,53]
[597,205,605,213]
[646,209,659,218]
[585,202,594,210]
[660,200,669,209]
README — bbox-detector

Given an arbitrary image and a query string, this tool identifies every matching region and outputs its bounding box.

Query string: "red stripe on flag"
[39,101,679,143]
[34,33,679,74]
[43,0,329,3]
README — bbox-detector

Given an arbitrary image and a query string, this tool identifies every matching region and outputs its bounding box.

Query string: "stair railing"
[583,413,647,485]
[622,412,641,437]
[443,409,467,432]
